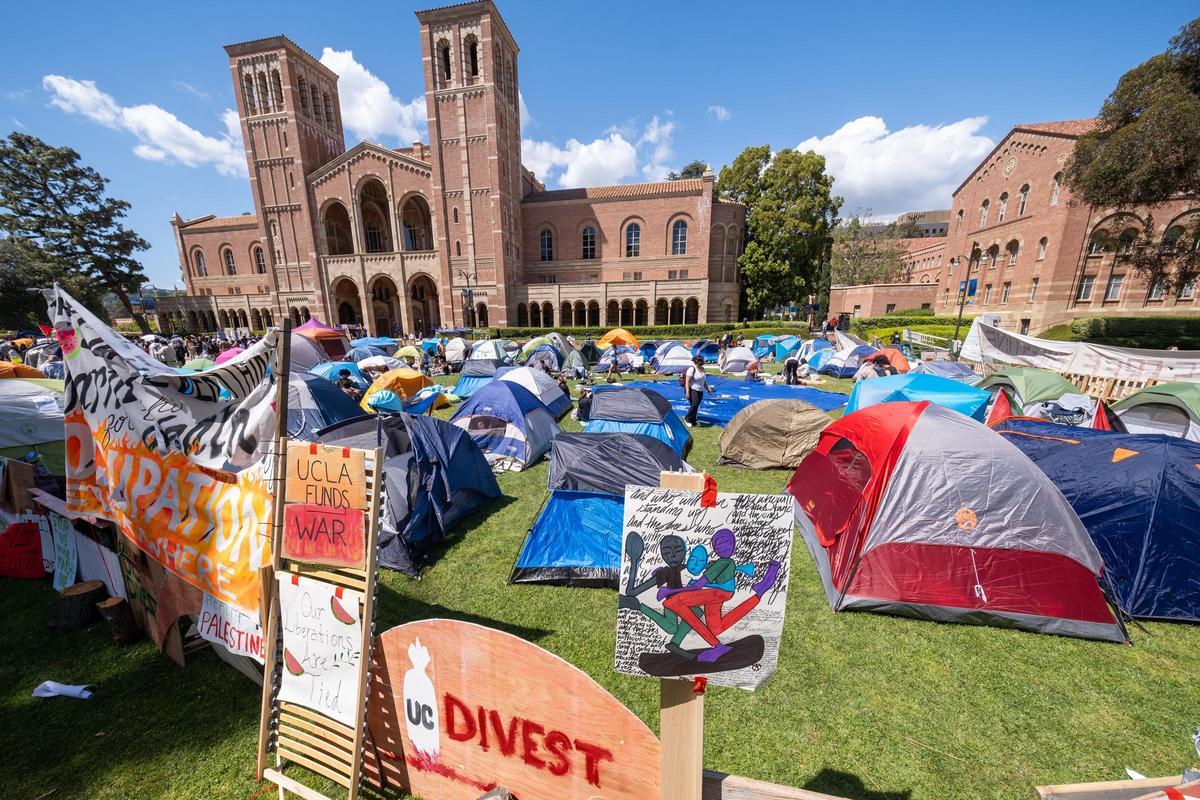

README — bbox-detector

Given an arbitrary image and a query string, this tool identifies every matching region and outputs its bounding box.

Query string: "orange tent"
[597,328,639,349]
[0,362,45,379]
[361,367,448,411]
[874,348,911,374]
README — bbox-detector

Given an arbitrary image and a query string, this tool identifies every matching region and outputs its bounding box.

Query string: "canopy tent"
[214,347,244,365]
[691,340,720,363]
[597,328,639,349]
[584,387,690,456]
[873,348,911,374]
[291,332,332,370]
[350,336,398,351]
[0,362,44,379]
[497,365,572,418]
[0,377,65,474]
[601,377,847,426]
[546,432,686,494]
[524,344,563,372]
[752,335,778,359]
[912,359,981,383]
[639,340,661,361]
[976,367,1080,407]
[597,345,643,373]
[450,380,561,470]
[578,342,602,364]
[362,367,447,412]
[316,413,501,575]
[452,358,505,398]
[445,337,469,364]
[718,346,759,374]
[845,373,993,420]
[308,360,369,390]
[993,418,1200,622]
[345,344,388,363]
[286,372,368,440]
[774,335,803,361]
[295,318,351,359]
[718,400,830,469]
[468,339,515,363]
[1111,383,1200,442]
[788,401,1124,642]
[795,337,833,363]
[652,344,694,375]
[817,344,878,378]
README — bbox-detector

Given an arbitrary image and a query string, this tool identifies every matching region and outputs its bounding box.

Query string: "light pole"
[950,246,979,360]
[457,269,476,330]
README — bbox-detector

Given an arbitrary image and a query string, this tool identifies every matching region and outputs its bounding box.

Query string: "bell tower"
[416,1,522,328]
[225,36,345,322]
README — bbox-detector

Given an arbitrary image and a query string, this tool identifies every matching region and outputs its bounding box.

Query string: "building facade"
[157,1,744,336]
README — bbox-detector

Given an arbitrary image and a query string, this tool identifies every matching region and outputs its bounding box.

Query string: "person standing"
[684,355,709,428]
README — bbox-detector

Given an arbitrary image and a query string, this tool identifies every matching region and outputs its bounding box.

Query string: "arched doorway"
[635,299,648,326]
[541,302,553,328]
[218,309,231,329]
[669,298,684,325]
[358,179,394,253]
[300,307,311,322]
[655,299,668,325]
[187,310,200,331]
[574,301,585,327]
[685,298,700,324]
[560,302,573,327]
[516,303,528,326]
[332,278,364,327]
[606,300,619,326]
[370,276,400,336]
[399,194,434,251]
[476,302,488,327]
[619,300,633,327]
[530,302,542,327]
[408,274,439,336]
[250,309,262,330]
[322,201,353,255]
[205,310,218,331]
[236,309,249,329]
[587,301,600,327]
[261,309,274,328]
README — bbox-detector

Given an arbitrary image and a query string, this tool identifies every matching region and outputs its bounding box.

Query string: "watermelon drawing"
[330,595,355,625]
[283,648,304,676]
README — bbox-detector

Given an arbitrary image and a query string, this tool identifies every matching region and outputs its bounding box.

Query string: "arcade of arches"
[320,191,434,256]
[515,297,699,328]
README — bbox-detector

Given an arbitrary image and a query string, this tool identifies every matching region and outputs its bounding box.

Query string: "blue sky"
[3,0,1196,287]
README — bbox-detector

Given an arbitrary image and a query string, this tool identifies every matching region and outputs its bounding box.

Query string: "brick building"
[157,1,744,336]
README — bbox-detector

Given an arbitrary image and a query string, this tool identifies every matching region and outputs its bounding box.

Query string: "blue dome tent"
[753,334,778,358]
[308,360,369,390]
[286,372,369,440]
[349,336,397,351]
[774,335,803,361]
[452,358,505,398]
[450,381,561,469]
[818,344,877,378]
[639,340,661,361]
[346,345,388,363]
[691,340,720,363]
[797,337,834,362]
[845,373,993,420]
[585,386,690,456]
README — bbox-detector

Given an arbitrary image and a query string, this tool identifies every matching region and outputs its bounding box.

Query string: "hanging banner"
[49,512,78,592]
[277,573,363,727]
[615,485,793,690]
[199,592,265,664]
[44,286,279,613]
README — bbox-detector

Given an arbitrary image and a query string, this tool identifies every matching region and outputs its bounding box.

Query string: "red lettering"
[520,719,546,770]
[543,730,572,776]
[476,706,489,751]
[573,739,613,788]
[489,709,520,757]
[443,693,476,742]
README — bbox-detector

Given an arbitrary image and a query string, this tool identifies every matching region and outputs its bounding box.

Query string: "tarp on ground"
[993,418,1200,622]
[598,377,847,426]
[1112,382,1200,442]
[845,373,993,420]
[316,413,501,575]
[912,359,981,383]
[718,400,830,469]
[497,365,571,418]
[452,358,505,398]
[510,491,623,586]
[961,318,1200,381]
[976,367,1079,407]
[547,432,685,494]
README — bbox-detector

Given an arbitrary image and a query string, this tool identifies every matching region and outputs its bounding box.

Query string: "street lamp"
[457,269,476,329]
[949,245,980,360]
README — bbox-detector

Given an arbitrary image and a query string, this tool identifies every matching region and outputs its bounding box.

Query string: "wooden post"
[49,580,107,630]
[96,597,139,645]
[658,469,709,800]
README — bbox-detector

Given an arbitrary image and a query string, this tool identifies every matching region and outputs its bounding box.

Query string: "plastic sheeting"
[845,373,992,420]
[547,432,684,494]
[510,491,624,586]
[597,377,847,427]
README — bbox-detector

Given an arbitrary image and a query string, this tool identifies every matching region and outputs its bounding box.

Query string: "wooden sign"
[282,503,366,568]
[366,619,662,800]
[285,442,367,510]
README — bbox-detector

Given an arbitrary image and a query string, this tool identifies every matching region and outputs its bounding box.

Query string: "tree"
[0,238,109,330]
[718,147,841,315]
[831,218,906,285]
[667,160,708,181]
[0,132,151,332]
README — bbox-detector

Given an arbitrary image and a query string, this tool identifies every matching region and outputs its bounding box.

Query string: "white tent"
[445,337,469,364]
[289,332,330,371]
[598,346,643,372]
[653,344,694,375]
[719,346,759,374]
[469,339,515,362]
[497,366,571,418]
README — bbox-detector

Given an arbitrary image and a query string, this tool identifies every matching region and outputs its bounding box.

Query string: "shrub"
[1070,315,1200,342]
[848,315,971,338]
[476,321,815,341]
[888,307,935,317]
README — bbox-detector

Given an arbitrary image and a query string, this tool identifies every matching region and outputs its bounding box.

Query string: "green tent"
[1111,382,1200,442]
[976,368,1079,406]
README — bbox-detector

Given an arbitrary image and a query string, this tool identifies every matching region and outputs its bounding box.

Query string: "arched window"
[1163,226,1184,252]
[1050,173,1062,206]
[465,36,479,77]
[452,207,459,224]
[1006,240,1019,266]
[310,85,321,118]
[193,250,207,277]
[223,249,236,275]
[625,222,641,257]
[242,74,257,114]
[1037,237,1048,260]
[298,76,309,113]
[671,220,687,255]
[979,199,989,228]
[1119,228,1139,255]
[270,221,282,261]
[257,73,270,114]
[581,226,596,259]
[455,240,461,256]
[439,41,453,82]
[1018,184,1029,216]
[1088,231,1108,256]
[253,247,266,274]
[271,69,284,111]
[998,193,1008,223]
[323,94,334,125]
[530,302,541,327]
[539,228,554,261]
[956,209,964,231]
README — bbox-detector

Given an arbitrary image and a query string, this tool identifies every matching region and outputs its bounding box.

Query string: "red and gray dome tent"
[787,401,1126,642]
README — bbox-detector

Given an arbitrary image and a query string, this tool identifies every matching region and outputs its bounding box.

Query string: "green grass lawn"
[2,368,1198,800]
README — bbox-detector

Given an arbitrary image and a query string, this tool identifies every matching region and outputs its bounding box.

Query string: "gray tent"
[718,400,831,469]
[548,432,685,493]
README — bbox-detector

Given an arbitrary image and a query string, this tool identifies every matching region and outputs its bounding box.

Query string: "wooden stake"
[49,580,106,630]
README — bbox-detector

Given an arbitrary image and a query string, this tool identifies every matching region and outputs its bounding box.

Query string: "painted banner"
[277,573,363,727]
[616,485,793,690]
[49,512,78,592]
[282,503,366,568]
[44,286,279,613]
[367,619,661,800]
[199,592,265,664]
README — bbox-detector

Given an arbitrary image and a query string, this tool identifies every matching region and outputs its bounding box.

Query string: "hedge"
[848,315,972,338]
[1070,315,1200,341]
[476,321,814,341]
[888,307,936,317]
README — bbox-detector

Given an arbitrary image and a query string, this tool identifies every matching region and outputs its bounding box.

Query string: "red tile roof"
[1014,119,1101,137]
[524,179,704,204]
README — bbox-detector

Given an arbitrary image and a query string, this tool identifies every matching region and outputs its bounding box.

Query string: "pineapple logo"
[403,637,440,758]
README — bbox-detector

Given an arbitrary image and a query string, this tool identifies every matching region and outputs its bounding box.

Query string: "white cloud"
[638,115,675,180]
[518,91,533,130]
[708,105,731,122]
[523,114,680,188]
[172,81,210,102]
[319,48,425,144]
[42,75,246,177]
[797,115,993,217]
[1,89,29,101]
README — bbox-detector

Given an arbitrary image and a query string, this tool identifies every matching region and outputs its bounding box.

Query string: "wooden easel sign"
[282,443,368,569]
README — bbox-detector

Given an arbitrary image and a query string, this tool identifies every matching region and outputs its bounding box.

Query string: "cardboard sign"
[285,442,366,510]
[277,573,363,727]
[118,537,203,666]
[367,619,661,800]
[50,512,78,592]
[0,521,45,578]
[199,592,265,664]
[282,503,365,569]
[616,486,793,690]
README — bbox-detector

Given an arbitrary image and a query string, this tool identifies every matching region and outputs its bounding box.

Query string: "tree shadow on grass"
[372,582,552,644]
[805,768,912,800]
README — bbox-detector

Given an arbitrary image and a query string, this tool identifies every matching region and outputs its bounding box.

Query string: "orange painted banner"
[282,503,365,568]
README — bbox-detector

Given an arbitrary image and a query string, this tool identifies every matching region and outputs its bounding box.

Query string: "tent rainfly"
[497,365,572,418]
[845,373,993,420]
[976,367,1080,407]
[1111,382,1200,442]
[718,346,759,374]
[585,387,691,456]
[450,380,561,470]
[718,400,830,469]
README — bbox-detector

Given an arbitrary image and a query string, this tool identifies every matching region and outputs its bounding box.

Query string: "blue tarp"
[774,335,802,360]
[510,491,624,586]
[421,337,445,354]
[350,336,397,350]
[845,373,992,420]
[596,377,846,426]
[994,419,1200,622]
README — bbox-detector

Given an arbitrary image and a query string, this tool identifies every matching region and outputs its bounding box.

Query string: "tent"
[396,345,423,365]
[639,340,661,362]
[0,377,65,474]
[845,373,993,420]
[718,346,759,374]
[519,336,559,363]
[753,335,778,359]
[691,340,720,363]
[291,332,332,370]
[578,342,603,364]
[1112,383,1200,442]
[420,337,444,355]
[350,336,397,351]
[718,400,830,469]
[452,358,505,398]
[912,359,980,383]
[543,332,571,357]
[599,376,847,426]
[817,344,877,378]
[450,381,560,469]
[308,360,369,390]
[597,345,643,373]
[295,318,351,359]
[365,386,450,416]
[362,367,447,412]
[511,432,685,586]
[445,337,469,365]
[796,337,833,363]
[497,365,571,418]
[597,328,638,349]
[316,413,500,575]
[469,339,515,363]
[562,349,586,376]
[807,347,836,372]
[524,344,563,372]
[585,387,690,456]
[774,335,803,361]
[285,372,368,441]
[976,368,1079,407]
[992,418,1200,622]
[346,345,388,363]
[788,401,1125,642]
[358,355,403,373]
[873,348,911,374]
[652,344,694,375]
[0,362,44,379]
[214,347,244,364]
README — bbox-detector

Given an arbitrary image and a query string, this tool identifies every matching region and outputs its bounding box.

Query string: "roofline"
[306,140,432,184]
[224,35,339,81]
[415,1,518,52]
[952,122,1095,198]
[174,213,260,230]
[522,179,706,205]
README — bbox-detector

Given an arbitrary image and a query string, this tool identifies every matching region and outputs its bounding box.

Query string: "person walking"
[684,355,709,428]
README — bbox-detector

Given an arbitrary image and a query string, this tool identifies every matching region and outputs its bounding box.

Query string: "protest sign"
[282,503,365,568]
[616,485,793,690]
[44,286,278,614]
[285,442,366,510]
[0,521,44,578]
[49,512,78,592]
[276,573,363,727]
[199,592,265,664]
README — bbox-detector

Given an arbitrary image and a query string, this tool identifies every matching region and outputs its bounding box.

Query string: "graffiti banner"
[44,286,280,613]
